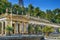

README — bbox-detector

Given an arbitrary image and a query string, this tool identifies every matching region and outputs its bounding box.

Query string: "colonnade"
[12,21,28,34]
[0,21,28,36]
[0,21,7,35]
[0,20,59,36]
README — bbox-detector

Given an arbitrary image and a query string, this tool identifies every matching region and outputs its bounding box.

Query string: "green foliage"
[46,10,54,20]
[0,0,11,14]
[42,26,54,36]
[34,7,40,16]
[28,24,34,34]
[6,25,13,32]
[54,13,60,23]
[58,28,60,32]
[0,0,60,24]
[35,26,41,33]
[28,4,34,16]
[39,11,46,18]
[6,25,13,35]
[42,26,54,33]
[12,4,20,14]
[21,6,26,15]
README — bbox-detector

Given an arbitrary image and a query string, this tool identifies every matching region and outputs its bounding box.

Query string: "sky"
[8,0,60,11]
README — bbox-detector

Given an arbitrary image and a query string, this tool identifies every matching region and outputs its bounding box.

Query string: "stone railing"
[29,16,60,26]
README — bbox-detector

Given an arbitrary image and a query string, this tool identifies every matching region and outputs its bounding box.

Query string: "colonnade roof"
[0,14,29,22]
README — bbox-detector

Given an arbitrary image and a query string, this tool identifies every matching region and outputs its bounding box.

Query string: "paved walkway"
[0,35,44,40]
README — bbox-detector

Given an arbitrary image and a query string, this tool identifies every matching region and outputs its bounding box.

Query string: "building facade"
[0,14,29,36]
[0,13,60,36]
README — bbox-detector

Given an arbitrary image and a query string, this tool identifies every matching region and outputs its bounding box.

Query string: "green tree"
[12,4,21,14]
[28,4,34,16]
[53,8,60,15]
[21,6,26,15]
[58,28,60,32]
[0,0,11,14]
[39,11,46,18]
[28,24,34,34]
[46,10,54,20]
[35,26,41,34]
[54,13,60,23]
[53,8,60,23]
[34,7,40,16]
[42,26,54,37]
[0,0,8,2]
[6,25,13,35]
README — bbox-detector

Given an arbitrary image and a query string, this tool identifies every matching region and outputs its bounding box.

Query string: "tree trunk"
[45,32,49,38]
[9,31,11,36]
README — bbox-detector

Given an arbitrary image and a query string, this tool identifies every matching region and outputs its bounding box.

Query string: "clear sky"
[8,0,60,11]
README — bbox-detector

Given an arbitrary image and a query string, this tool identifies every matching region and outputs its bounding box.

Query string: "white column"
[20,23,22,33]
[2,22,3,35]
[5,21,7,35]
[23,23,26,33]
[24,23,28,33]
[22,22,24,33]
[15,22,18,34]
[19,23,21,34]
[20,22,24,33]
[26,23,28,33]
[10,21,12,27]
